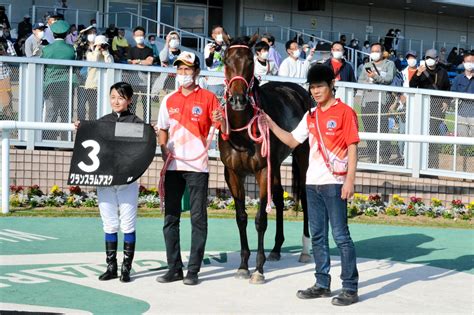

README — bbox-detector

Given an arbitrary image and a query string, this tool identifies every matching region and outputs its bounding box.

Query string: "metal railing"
[31,5,99,30]
[0,56,472,194]
[99,12,213,53]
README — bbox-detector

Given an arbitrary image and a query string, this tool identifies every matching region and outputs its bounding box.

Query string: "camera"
[100,43,109,49]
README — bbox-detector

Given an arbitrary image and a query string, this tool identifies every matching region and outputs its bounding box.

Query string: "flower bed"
[8,185,473,221]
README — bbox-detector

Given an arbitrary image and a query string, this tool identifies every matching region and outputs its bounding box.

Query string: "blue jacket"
[323,58,356,83]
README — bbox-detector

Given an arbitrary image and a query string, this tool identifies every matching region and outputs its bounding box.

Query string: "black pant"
[43,82,69,140]
[163,170,209,273]
[77,87,97,121]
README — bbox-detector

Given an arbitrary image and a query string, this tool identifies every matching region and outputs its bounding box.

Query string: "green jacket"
[41,39,78,90]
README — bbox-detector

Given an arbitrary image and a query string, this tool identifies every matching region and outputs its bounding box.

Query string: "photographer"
[81,35,114,121]
[75,25,96,61]
[204,25,229,98]
[0,24,16,118]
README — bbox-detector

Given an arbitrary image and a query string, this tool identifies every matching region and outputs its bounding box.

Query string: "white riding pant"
[97,182,139,234]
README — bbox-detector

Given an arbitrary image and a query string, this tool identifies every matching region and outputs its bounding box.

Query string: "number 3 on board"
[78,140,101,173]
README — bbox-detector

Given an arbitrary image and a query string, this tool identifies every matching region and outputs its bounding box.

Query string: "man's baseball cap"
[425,48,438,59]
[50,20,70,34]
[405,50,417,58]
[33,22,47,30]
[173,51,200,68]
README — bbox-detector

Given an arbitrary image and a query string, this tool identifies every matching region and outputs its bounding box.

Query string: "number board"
[68,121,157,186]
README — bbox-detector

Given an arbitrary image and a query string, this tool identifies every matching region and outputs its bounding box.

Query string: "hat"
[94,35,108,46]
[50,20,70,34]
[405,50,417,58]
[32,22,47,30]
[425,48,438,59]
[306,64,335,84]
[173,51,200,68]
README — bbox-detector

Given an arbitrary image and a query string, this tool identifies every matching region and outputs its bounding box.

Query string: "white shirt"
[278,56,311,79]
[253,56,277,84]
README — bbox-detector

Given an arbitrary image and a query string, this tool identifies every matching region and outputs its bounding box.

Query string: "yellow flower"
[50,185,60,194]
[283,191,290,199]
[67,196,74,203]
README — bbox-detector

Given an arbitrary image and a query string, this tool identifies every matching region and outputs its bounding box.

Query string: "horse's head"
[224,34,259,111]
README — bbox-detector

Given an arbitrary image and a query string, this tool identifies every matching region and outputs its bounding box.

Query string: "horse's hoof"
[298,253,312,263]
[234,269,250,279]
[267,251,281,261]
[249,271,265,284]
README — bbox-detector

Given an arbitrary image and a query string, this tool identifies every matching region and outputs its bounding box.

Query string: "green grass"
[2,206,472,229]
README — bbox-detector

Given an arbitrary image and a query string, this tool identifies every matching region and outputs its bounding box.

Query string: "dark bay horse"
[218,35,311,284]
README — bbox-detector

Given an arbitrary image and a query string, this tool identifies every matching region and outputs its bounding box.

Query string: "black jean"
[163,170,209,273]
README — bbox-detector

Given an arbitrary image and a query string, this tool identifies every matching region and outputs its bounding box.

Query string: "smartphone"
[365,67,372,73]
[420,60,425,67]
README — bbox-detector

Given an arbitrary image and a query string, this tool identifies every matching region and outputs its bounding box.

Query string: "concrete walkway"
[0,218,473,314]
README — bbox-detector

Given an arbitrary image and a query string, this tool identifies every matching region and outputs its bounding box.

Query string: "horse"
[218,35,311,284]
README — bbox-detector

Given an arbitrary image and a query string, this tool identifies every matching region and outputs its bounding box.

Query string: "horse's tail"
[291,139,309,211]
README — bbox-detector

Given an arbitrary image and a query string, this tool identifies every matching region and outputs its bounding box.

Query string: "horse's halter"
[224,44,256,108]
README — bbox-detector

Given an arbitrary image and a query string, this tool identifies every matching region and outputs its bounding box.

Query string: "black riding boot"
[120,242,135,282]
[98,241,118,281]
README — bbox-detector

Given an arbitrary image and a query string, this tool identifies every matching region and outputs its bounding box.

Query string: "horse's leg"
[294,144,312,263]
[250,168,268,284]
[267,170,284,261]
[224,167,251,279]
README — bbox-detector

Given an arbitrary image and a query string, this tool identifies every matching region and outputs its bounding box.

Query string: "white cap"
[94,35,108,46]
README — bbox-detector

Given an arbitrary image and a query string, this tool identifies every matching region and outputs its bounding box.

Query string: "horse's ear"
[249,32,259,48]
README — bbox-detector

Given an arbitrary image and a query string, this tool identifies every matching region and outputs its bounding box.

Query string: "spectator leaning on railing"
[409,48,450,169]
[253,41,278,85]
[278,39,314,79]
[323,41,356,83]
[0,24,16,119]
[261,33,282,69]
[451,51,474,137]
[24,23,48,58]
[358,42,396,164]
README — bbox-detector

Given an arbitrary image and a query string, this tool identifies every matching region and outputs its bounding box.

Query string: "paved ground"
[0,218,473,314]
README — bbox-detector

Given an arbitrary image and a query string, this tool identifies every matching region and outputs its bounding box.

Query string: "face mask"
[407,58,417,68]
[176,74,194,88]
[292,49,301,59]
[303,48,309,53]
[72,31,77,35]
[332,51,343,59]
[0,31,3,37]
[370,52,381,61]
[169,39,179,49]
[134,36,145,45]
[425,58,436,67]
[215,34,224,43]
[37,31,45,39]
[365,44,370,48]
[260,51,268,60]
[150,40,155,45]
[87,34,96,43]
[464,62,474,71]
[92,23,97,28]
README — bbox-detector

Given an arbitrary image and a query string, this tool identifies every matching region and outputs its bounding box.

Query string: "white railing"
[0,56,472,195]
[1,121,472,214]
[31,5,99,30]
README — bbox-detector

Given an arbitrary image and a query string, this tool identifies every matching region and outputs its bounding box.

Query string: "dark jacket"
[409,65,450,91]
[99,110,143,123]
[323,58,356,83]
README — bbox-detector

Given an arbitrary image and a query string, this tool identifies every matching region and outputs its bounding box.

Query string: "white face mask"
[259,51,269,60]
[169,39,179,49]
[92,23,97,28]
[0,31,3,37]
[407,58,417,68]
[37,31,45,39]
[150,40,155,45]
[134,36,145,45]
[87,34,96,43]
[464,62,474,71]
[292,49,301,59]
[215,34,223,43]
[176,74,194,88]
[332,51,343,59]
[370,52,381,61]
[425,58,436,67]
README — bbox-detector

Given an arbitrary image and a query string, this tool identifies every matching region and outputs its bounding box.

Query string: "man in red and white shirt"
[264,64,360,306]
[156,51,225,286]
